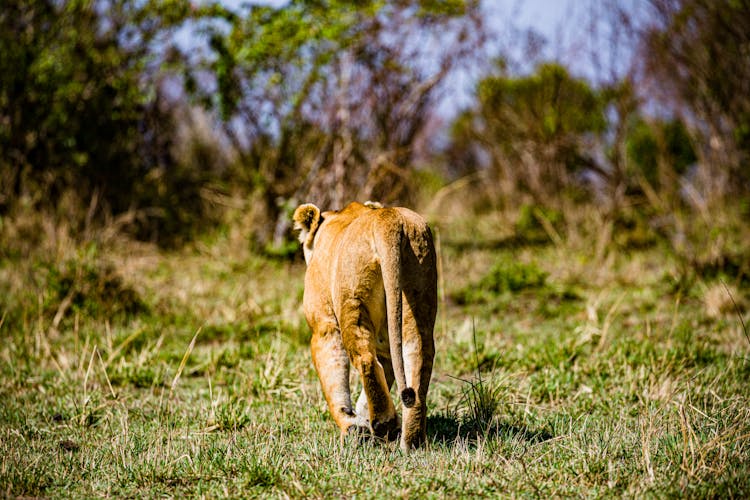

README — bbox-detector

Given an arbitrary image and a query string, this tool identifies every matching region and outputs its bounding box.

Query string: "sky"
[493,0,575,40]
[486,0,640,82]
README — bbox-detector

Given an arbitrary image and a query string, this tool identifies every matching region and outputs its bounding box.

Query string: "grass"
[1,208,749,498]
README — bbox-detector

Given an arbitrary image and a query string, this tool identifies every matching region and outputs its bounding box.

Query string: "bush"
[40,257,148,323]
[514,204,564,244]
[0,0,229,248]
[454,259,548,305]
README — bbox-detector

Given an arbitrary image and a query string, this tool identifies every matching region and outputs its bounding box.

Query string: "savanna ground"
[1,204,749,498]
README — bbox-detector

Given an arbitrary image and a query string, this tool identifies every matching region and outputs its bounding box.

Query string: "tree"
[639,0,750,201]
[0,0,231,246]
[625,116,696,201]
[446,62,606,207]
[0,0,145,212]
[193,0,484,246]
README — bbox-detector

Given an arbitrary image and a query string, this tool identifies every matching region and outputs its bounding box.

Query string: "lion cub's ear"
[293,203,322,264]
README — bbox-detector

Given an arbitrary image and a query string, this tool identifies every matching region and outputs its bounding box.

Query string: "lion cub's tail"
[377,217,416,409]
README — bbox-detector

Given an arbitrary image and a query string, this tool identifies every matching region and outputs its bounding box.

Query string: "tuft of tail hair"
[401,388,416,408]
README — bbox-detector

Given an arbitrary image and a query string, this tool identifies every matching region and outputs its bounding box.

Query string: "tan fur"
[293,201,437,451]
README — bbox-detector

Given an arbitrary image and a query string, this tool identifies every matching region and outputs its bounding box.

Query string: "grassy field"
[1,207,749,498]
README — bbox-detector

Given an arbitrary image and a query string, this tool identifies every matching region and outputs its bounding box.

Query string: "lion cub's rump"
[293,201,437,451]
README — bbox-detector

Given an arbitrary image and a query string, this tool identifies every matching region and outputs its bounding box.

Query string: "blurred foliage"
[454,259,548,305]
[0,0,746,264]
[625,117,696,192]
[641,0,750,198]
[447,63,607,205]
[476,63,606,140]
[191,0,483,247]
[514,204,564,244]
[40,256,148,322]
[445,62,702,214]
[0,0,232,247]
[0,0,146,209]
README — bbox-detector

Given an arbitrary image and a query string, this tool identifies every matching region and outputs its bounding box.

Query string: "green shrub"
[454,259,548,304]
[41,258,148,323]
[514,204,564,244]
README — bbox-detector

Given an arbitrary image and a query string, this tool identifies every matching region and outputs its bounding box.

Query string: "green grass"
[1,213,749,498]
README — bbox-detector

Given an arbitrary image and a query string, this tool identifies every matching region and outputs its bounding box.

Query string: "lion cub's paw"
[372,417,400,442]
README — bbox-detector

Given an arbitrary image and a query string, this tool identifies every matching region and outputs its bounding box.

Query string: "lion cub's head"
[293,201,384,264]
[292,204,322,264]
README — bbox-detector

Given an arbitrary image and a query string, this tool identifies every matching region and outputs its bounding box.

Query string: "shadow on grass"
[427,413,554,446]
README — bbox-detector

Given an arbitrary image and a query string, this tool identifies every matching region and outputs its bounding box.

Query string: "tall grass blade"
[720,279,749,347]
[171,327,202,392]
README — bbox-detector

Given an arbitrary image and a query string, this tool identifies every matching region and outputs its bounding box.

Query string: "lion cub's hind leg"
[310,326,367,437]
[399,299,436,451]
[341,307,400,442]
[354,356,399,440]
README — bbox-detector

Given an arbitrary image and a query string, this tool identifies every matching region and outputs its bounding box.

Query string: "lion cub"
[293,201,437,451]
